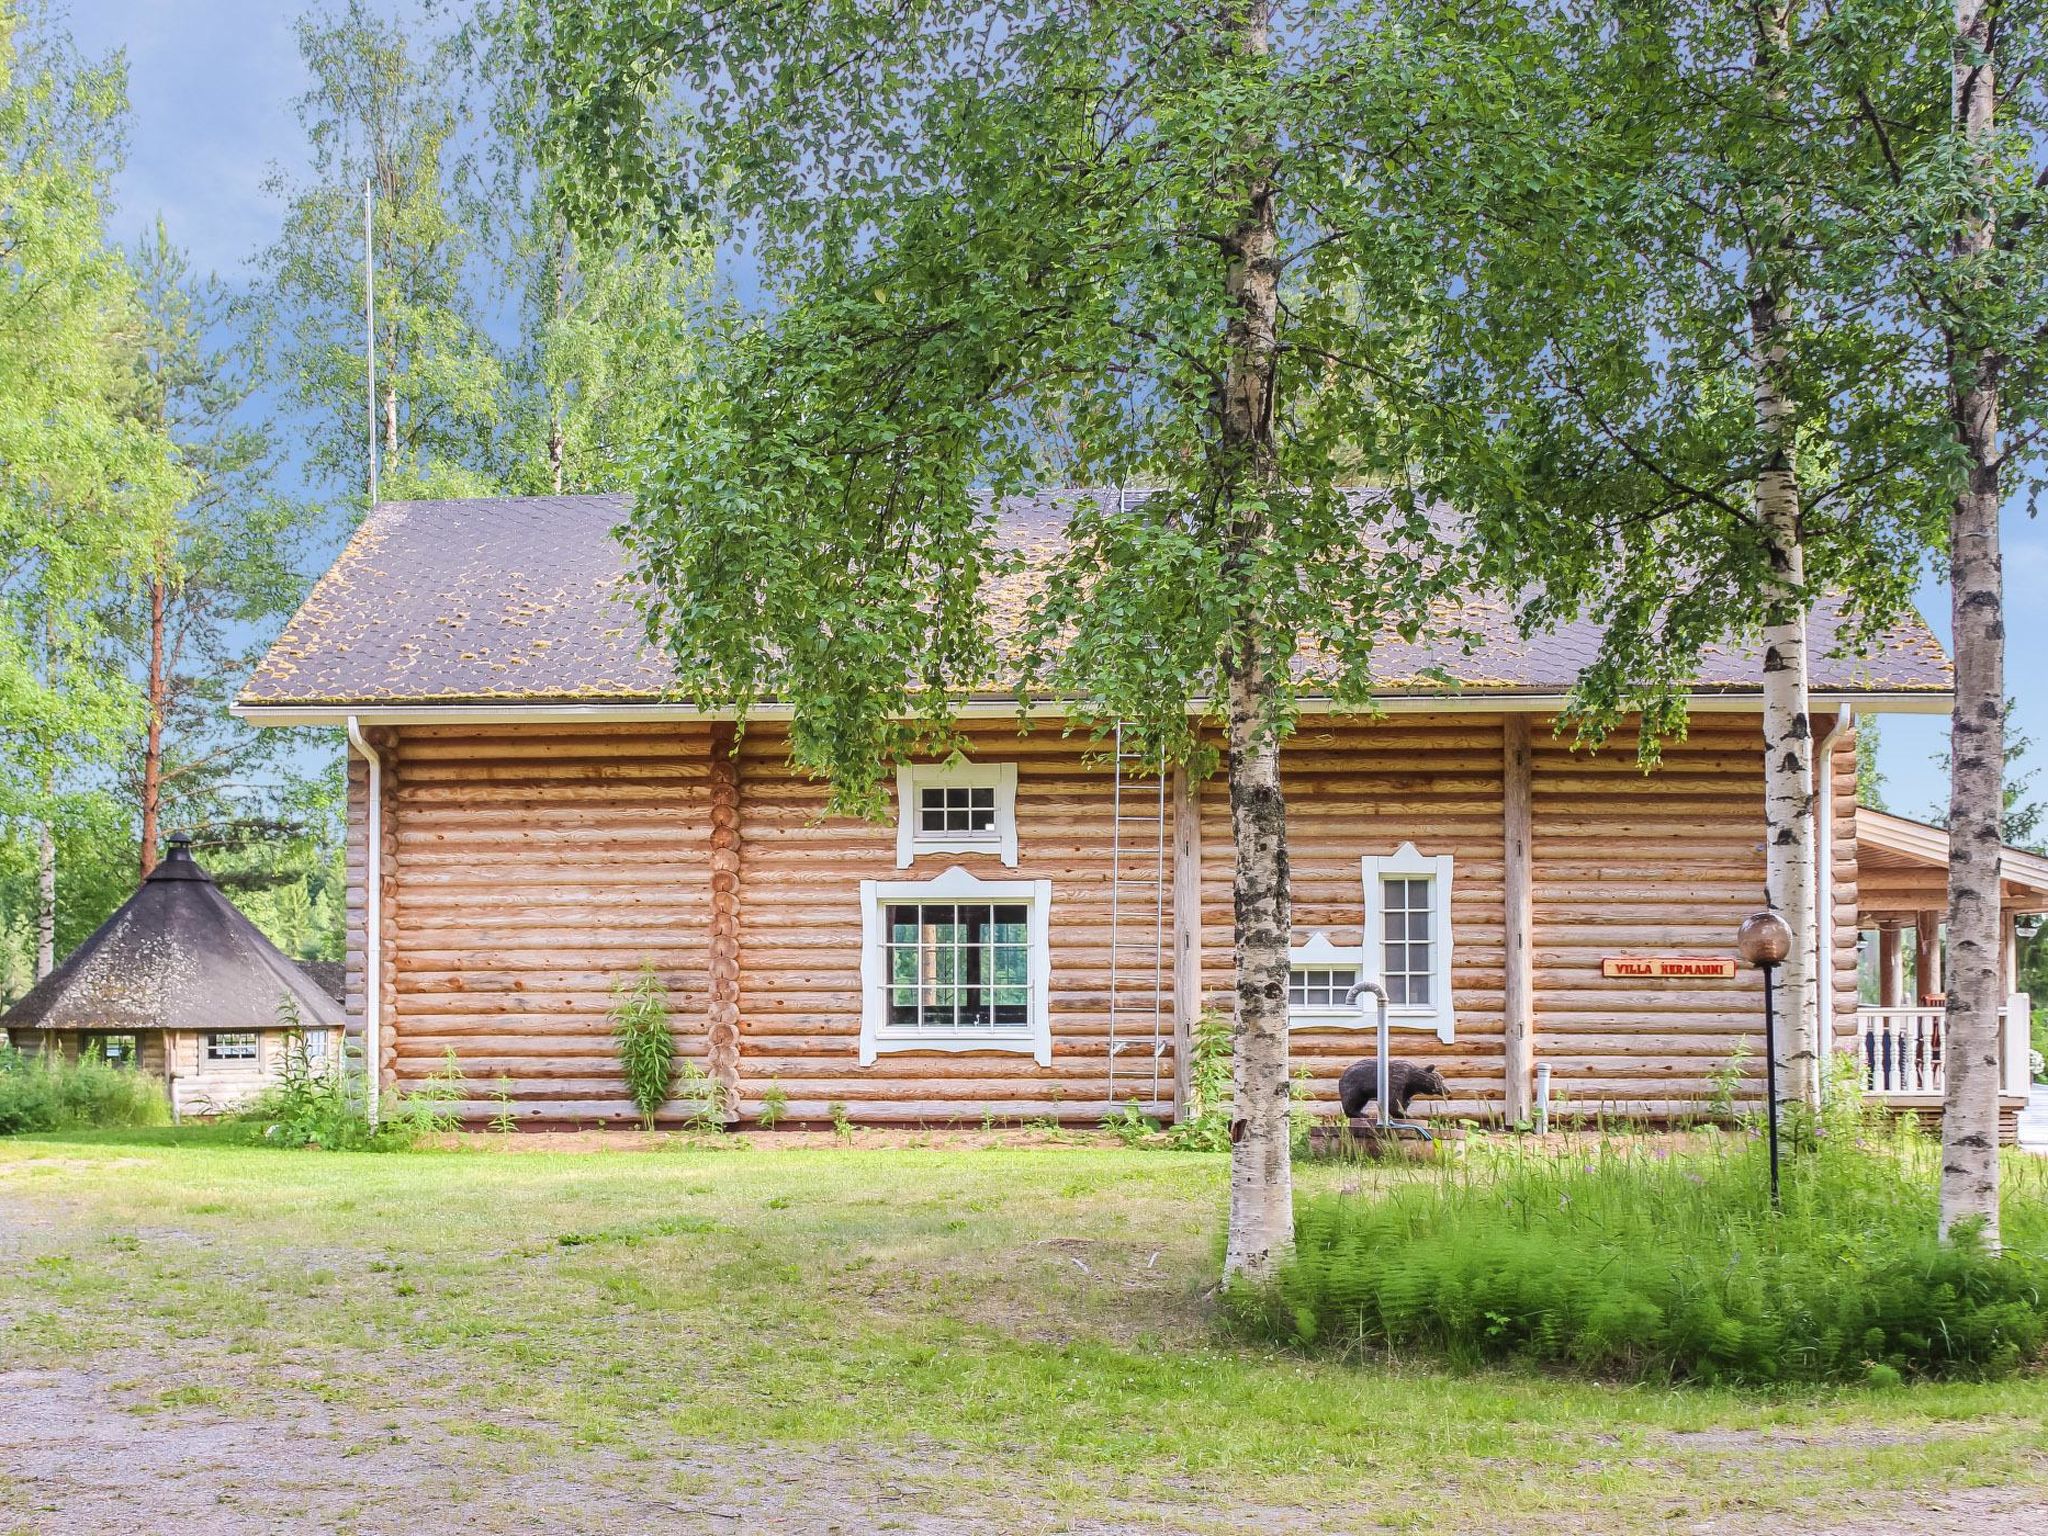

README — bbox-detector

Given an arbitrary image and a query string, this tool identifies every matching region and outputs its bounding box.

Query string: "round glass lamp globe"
[1736,910,1794,967]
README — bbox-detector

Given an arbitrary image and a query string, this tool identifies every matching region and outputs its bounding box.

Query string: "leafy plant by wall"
[610,963,677,1130]
[1165,1011,1233,1151]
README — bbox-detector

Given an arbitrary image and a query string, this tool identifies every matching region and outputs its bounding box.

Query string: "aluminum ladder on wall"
[1108,722,1169,1108]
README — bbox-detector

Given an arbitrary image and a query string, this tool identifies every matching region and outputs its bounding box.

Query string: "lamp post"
[1736,910,1794,1208]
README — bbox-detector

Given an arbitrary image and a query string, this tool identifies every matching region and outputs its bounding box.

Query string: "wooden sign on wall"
[1601,955,1738,981]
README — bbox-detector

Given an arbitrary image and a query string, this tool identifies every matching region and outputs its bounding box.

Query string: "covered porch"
[1854,807,2044,1110]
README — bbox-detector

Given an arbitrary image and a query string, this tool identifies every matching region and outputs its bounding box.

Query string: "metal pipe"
[345,715,381,1128]
[1345,977,1433,1141]
[1534,1062,1551,1136]
[1762,961,1782,1207]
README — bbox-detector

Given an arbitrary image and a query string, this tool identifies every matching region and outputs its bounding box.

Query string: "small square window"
[897,763,1019,867]
[101,1034,138,1067]
[1287,967,1359,1009]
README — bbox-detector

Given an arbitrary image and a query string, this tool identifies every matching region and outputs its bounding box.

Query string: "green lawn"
[1,1130,2043,1535]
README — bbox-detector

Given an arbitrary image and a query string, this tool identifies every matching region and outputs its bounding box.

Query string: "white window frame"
[858,864,1053,1065]
[896,760,1019,868]
[1361,842,1456,1043]
[206,1032,260,1063]
[1286,931,1368,1025]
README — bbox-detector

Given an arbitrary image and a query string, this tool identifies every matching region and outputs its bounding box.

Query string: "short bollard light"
[1736,910,1794,1208]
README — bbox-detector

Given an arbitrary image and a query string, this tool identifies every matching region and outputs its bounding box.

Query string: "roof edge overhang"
[1857,804,2048,907]
[233,688,1954,729]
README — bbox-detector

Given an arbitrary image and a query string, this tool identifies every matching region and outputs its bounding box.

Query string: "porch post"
[1915,910,1943,1003]
[1878,923,1904,1008]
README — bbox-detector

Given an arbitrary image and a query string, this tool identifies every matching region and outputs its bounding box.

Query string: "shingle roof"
[1,838,348,1034]
[239,492,1952,709]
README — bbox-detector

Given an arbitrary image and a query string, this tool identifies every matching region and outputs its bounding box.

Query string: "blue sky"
[71,1,2048,824]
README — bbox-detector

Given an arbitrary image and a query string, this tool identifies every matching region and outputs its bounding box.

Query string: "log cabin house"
[233,492,2040,1138]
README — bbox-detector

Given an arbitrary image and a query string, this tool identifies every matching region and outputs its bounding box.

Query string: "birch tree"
[507,0,1548,1279]
[0,4,182,966]
[259,0,504,503]
[1398,1,1955,1111]
[1913,0,2047,1245]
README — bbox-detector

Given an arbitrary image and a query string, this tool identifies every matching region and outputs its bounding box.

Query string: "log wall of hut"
[341,711,1864,1127]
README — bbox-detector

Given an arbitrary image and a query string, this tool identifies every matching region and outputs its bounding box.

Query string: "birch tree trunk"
[1216,0,1293,1284]
[1940,0,2003,1248]
[139,566,169,879]
[35,810,55,980]
[1750,4,1819,1110]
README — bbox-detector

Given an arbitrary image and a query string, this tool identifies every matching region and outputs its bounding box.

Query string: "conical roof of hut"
[1,836,346,1034]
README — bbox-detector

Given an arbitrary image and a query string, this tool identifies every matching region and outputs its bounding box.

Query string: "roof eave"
[233,686,1956,728]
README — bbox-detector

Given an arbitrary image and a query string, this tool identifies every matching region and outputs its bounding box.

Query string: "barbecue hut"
[1,835,346,1115]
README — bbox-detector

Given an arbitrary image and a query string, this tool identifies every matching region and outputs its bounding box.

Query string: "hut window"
[1360,843,1457,1043]
[101,1034,138,1066]
[895,762,1019,867]
[858,866,1053,1064]
[206,1032,259,1062]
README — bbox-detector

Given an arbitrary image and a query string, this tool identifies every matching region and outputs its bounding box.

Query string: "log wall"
[732,722,1176,1124]
[1527,712,1772,1118]
[348,709,1880,1128]
[379,723,718,1122]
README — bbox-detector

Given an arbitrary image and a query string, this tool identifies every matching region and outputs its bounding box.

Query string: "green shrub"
[1234,1123,2048,1384]
[1103,1098,1158,1146]
[0,1046,171,1134]
[1165,1011,1232,1151]
[757,1079,789,1129]
[610,963,677,1129]
[238,1033,405,1151]
[401,1047,467,1137]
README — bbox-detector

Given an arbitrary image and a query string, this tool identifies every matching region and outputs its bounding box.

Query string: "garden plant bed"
[1,1129,2044,1534]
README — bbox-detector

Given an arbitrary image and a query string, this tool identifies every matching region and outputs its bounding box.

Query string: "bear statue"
[1337,1058,1449,1122]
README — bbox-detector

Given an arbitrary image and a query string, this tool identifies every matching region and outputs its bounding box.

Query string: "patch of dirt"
[1698,1485,2048,1535]
[0,1361,1263,1536]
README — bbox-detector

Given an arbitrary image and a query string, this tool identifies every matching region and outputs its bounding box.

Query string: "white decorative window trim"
[1361,842,1456,1043]
[858,865,1053,1066]
[1286,931,1367,1025]
[895,760,1020,867]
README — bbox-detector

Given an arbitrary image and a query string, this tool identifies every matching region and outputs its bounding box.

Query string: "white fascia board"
[233,688,1953,729]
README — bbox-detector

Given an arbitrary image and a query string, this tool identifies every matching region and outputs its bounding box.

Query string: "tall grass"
[0,1047,171,1134]
[1235,1119,2048,1384]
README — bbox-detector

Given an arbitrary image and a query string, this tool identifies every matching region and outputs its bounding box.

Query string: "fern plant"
[610,963,678,1130]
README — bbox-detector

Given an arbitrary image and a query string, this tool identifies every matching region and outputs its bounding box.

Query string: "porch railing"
[1857,994,2032,1099]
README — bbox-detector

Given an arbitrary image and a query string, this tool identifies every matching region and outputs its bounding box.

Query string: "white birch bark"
[35,814,55,980]
[1750,4,1819,1110]
[1215,0,1293,1283]
[1939,0,2003,1247]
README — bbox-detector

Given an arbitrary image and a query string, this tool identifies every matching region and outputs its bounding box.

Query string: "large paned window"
[859,867,1052,1064]
[1361,843,1456,1041]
